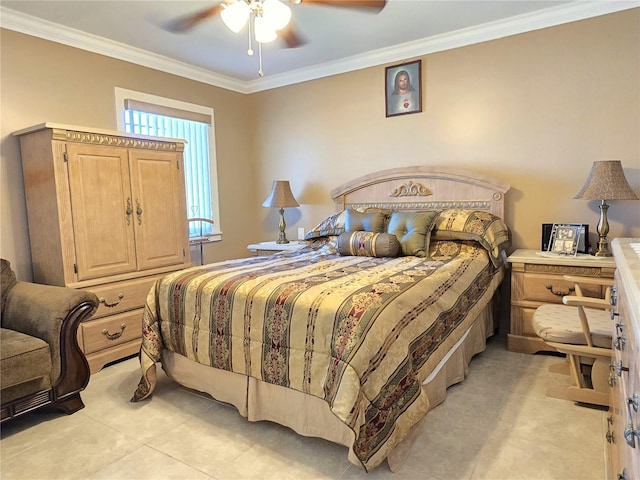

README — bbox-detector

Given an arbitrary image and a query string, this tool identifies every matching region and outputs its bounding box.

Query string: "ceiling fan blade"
[280,22,307,48]
[298,0,386,11]
[163,5,224,33]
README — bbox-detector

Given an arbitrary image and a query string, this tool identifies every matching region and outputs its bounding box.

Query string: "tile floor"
[1,333,608,480]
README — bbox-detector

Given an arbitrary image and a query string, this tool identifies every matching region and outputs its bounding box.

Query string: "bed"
[131,166,511,472]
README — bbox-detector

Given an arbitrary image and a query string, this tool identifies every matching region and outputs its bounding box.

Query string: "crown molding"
[249,1,639,92]
[0,6,250,94]
[1,1,638,95]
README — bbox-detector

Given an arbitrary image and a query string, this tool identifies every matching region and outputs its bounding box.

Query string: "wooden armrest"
[562,275,614,287]
[562,296,611,309]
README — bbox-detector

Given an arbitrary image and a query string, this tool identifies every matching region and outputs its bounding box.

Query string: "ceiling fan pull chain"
[247,11,254,56]
[258,42,264,77]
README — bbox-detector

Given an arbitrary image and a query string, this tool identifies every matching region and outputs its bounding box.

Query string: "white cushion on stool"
[532,304,612,348]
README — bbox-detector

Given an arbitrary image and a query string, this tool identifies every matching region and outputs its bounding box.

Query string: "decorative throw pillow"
[337,231,401,258]
[344,209,386,233]
[387,211,439,257]
[304,211,347,240]
[431,209,510,266]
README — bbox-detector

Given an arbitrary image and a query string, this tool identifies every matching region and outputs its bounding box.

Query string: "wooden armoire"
[15,123,191,373]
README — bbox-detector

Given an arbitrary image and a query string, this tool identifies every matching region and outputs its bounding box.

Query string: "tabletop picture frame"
[385,60,422,117]
[548,223,582,256]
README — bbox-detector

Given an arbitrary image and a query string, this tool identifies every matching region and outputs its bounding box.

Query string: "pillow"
[1,259,17,319]
[304,211,347,240]
[428,240,463,258]
[337,231,400,258]
[431,209,510,266]
[344,209,386,233]
[387,211,439,257]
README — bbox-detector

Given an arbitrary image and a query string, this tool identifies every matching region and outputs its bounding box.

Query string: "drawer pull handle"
[624,394,639,448]
[98,293,124,308]
[610,285,617,306]
[614,334,626,351]
[606,415,615,444]
[136,198,143,225]
[125,198,133,225]
[102,324,126,341]
[545,284,574,297]
[610,361,629,377]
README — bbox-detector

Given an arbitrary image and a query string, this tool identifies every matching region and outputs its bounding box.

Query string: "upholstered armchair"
[1,259,99,422]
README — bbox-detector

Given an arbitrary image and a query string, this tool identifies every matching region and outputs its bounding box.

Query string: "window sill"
[189,232,222,244]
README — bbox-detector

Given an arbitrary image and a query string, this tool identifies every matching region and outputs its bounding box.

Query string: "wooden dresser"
[16,123,191,373]
[506,249,616,353]
[607,238,640,480]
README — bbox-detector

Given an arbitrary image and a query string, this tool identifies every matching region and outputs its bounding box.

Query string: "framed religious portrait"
[385,60,422,117]
[547,224,582,256]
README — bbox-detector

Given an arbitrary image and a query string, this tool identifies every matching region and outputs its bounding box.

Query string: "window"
[114,87,221,241]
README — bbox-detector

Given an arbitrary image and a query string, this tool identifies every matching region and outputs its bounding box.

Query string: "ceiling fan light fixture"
[254,15,278,43]
[220,1,251,33]
[261,0,292,31]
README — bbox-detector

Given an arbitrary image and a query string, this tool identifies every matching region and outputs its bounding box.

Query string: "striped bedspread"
[132,242,503,470]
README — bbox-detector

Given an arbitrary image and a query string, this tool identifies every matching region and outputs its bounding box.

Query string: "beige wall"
[252,9,639,251]
[1,29,256,280]
[2,9,639,280]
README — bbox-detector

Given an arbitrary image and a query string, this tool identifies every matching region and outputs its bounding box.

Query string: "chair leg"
[53,393,85,415]
[591,357,611,394]
[565,386,610,407]
[563,356,610,407]
[567,354,585,388]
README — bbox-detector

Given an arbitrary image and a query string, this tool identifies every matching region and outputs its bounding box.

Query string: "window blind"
[123,109,214,237]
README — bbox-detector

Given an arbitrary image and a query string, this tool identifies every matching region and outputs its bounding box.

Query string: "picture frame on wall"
[547,224,582,256]
[385,60,422,117]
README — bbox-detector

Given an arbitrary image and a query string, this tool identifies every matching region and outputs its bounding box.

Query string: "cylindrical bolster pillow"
[337,231,400,257]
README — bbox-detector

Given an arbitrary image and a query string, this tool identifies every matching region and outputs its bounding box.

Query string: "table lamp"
[573,160,638,256]
[262,180,299,244]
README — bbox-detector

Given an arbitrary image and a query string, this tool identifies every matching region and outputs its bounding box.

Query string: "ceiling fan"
[164,0,387,77]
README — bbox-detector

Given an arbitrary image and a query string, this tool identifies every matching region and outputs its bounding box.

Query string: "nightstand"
[507,249,616,354]
[247,241,305,256]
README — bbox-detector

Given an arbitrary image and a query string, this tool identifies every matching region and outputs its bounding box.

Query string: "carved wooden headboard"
[330,166,510,219]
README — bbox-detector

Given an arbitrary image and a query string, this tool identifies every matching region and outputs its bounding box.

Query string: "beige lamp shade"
[573,160,637,257]
[573,160,638,201]
[262,181,300,208]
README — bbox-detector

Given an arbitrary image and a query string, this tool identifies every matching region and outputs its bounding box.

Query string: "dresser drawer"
[82,273,164,319]
[80,308,143,355]
[517,272,602,303]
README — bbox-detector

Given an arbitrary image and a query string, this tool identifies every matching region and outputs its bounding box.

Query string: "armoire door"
[128,149,188,270]
[66,143,137,280]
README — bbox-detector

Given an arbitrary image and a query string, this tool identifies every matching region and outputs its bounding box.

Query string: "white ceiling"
[1,1,636,93]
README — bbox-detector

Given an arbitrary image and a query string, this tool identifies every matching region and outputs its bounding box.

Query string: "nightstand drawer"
[82,274,164,319]
[80,309,142,354]
[518,273,602,303]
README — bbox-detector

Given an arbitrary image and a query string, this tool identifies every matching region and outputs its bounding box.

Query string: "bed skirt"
[160,298,495,471]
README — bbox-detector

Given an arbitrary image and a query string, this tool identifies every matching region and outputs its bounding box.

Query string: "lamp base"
[593,240,612,257]
[276,208,289,244]
[593,200,612,257]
